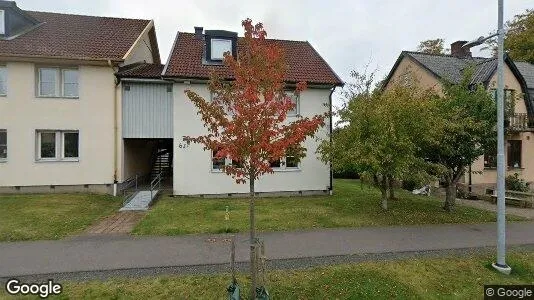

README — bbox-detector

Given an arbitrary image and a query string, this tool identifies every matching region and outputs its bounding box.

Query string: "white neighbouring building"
[0,2,343,196]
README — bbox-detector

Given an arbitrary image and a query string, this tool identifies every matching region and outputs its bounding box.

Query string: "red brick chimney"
[450,41,472,58]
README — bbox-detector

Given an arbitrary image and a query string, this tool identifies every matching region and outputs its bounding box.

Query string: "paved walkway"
[0,222,533,278]
[457,199,534,219]
[83,211,146,235]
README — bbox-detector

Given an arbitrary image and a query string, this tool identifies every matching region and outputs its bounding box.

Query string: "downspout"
[328,86,335,195]
[108,60,119,195]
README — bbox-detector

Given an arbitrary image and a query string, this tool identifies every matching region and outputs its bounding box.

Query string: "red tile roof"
[0,11,157,62]
[163,32,343,86]
[116,63,164,78]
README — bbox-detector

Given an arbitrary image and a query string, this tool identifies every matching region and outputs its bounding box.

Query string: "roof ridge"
[25,10,151,22]
[403,50,490,60]
[177,31,308,43]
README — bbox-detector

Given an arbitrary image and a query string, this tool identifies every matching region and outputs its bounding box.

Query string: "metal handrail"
[122,174,139,206]
[122,174,139,194]
[150,171,163,200]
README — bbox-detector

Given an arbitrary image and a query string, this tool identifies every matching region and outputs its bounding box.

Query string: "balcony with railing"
[507,113,534,131]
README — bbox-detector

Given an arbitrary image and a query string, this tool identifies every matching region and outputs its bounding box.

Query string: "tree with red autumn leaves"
[183,19,328,298]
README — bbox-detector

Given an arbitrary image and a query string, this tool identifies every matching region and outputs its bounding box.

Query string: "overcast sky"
[20,0,534,92]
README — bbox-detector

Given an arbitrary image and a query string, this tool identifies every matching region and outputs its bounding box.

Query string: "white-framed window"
[62,131,79,158]
[38,67,79,98]
[0,66,7,96]
[62,69,79,97]
[270,155,301,170]
[36,130,79,161]
[269,159,281,169]
[273,147,301,170]
[285,154,300,169]
[0,10,5,35]
[287,93,300,116]
[0,129,6,161]
[210,38,232,60]
[212,153,300,172]
[38,68,58,97]
[212,148,226,171]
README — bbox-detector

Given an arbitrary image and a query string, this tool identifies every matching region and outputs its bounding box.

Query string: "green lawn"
[133,179,521,236]
[15,250,533,299]
[0,193,122,241]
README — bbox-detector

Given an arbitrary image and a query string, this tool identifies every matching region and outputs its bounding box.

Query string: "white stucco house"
[0,2,343,196]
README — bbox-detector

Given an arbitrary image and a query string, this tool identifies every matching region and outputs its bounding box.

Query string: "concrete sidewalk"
[0,222,533,278]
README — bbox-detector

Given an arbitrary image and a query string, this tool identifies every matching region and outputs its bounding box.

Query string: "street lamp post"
[462,0,511,275]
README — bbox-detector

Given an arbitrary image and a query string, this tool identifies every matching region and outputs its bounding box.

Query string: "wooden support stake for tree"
[231,234,236,284]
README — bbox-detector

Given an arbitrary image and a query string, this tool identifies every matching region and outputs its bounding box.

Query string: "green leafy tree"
[319,71,437,210]
[422,73,497,212]
[417,38,447,54]
[485,9,534,63]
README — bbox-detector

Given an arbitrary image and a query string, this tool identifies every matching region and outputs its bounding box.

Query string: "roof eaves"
[505,55,533,116]
[122,19,153,61]
[162,31,180,76]
[305,40,344,87]
[147,26,161,64]
[381,52,407,90]
[0,52,124,63]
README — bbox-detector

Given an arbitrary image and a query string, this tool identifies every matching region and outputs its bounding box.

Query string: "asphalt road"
[0,222,533,280]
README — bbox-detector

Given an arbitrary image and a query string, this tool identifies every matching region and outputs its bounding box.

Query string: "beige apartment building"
[0,1,160,193]
[383,41,534,192]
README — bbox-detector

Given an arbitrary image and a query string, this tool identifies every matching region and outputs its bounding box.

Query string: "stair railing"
[122,174,139,206]
[150,171,163,200]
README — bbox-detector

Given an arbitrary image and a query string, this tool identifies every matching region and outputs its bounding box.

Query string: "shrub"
[401,179,421,191]
[505,173,530,192]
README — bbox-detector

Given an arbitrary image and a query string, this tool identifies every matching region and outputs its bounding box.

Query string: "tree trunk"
[443,182,456,212]
[380,175,389,210]
[388,176,397,200]
[443,167,464,212]
[249,175,257,300]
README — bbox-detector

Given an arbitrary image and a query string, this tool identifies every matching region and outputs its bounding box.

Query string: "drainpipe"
[108,60,119,195]
[328,86,335,195]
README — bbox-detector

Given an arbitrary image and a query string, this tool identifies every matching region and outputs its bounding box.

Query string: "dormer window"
[210,39,232,61]
[0,10,5,35]
[203,29,238,64]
